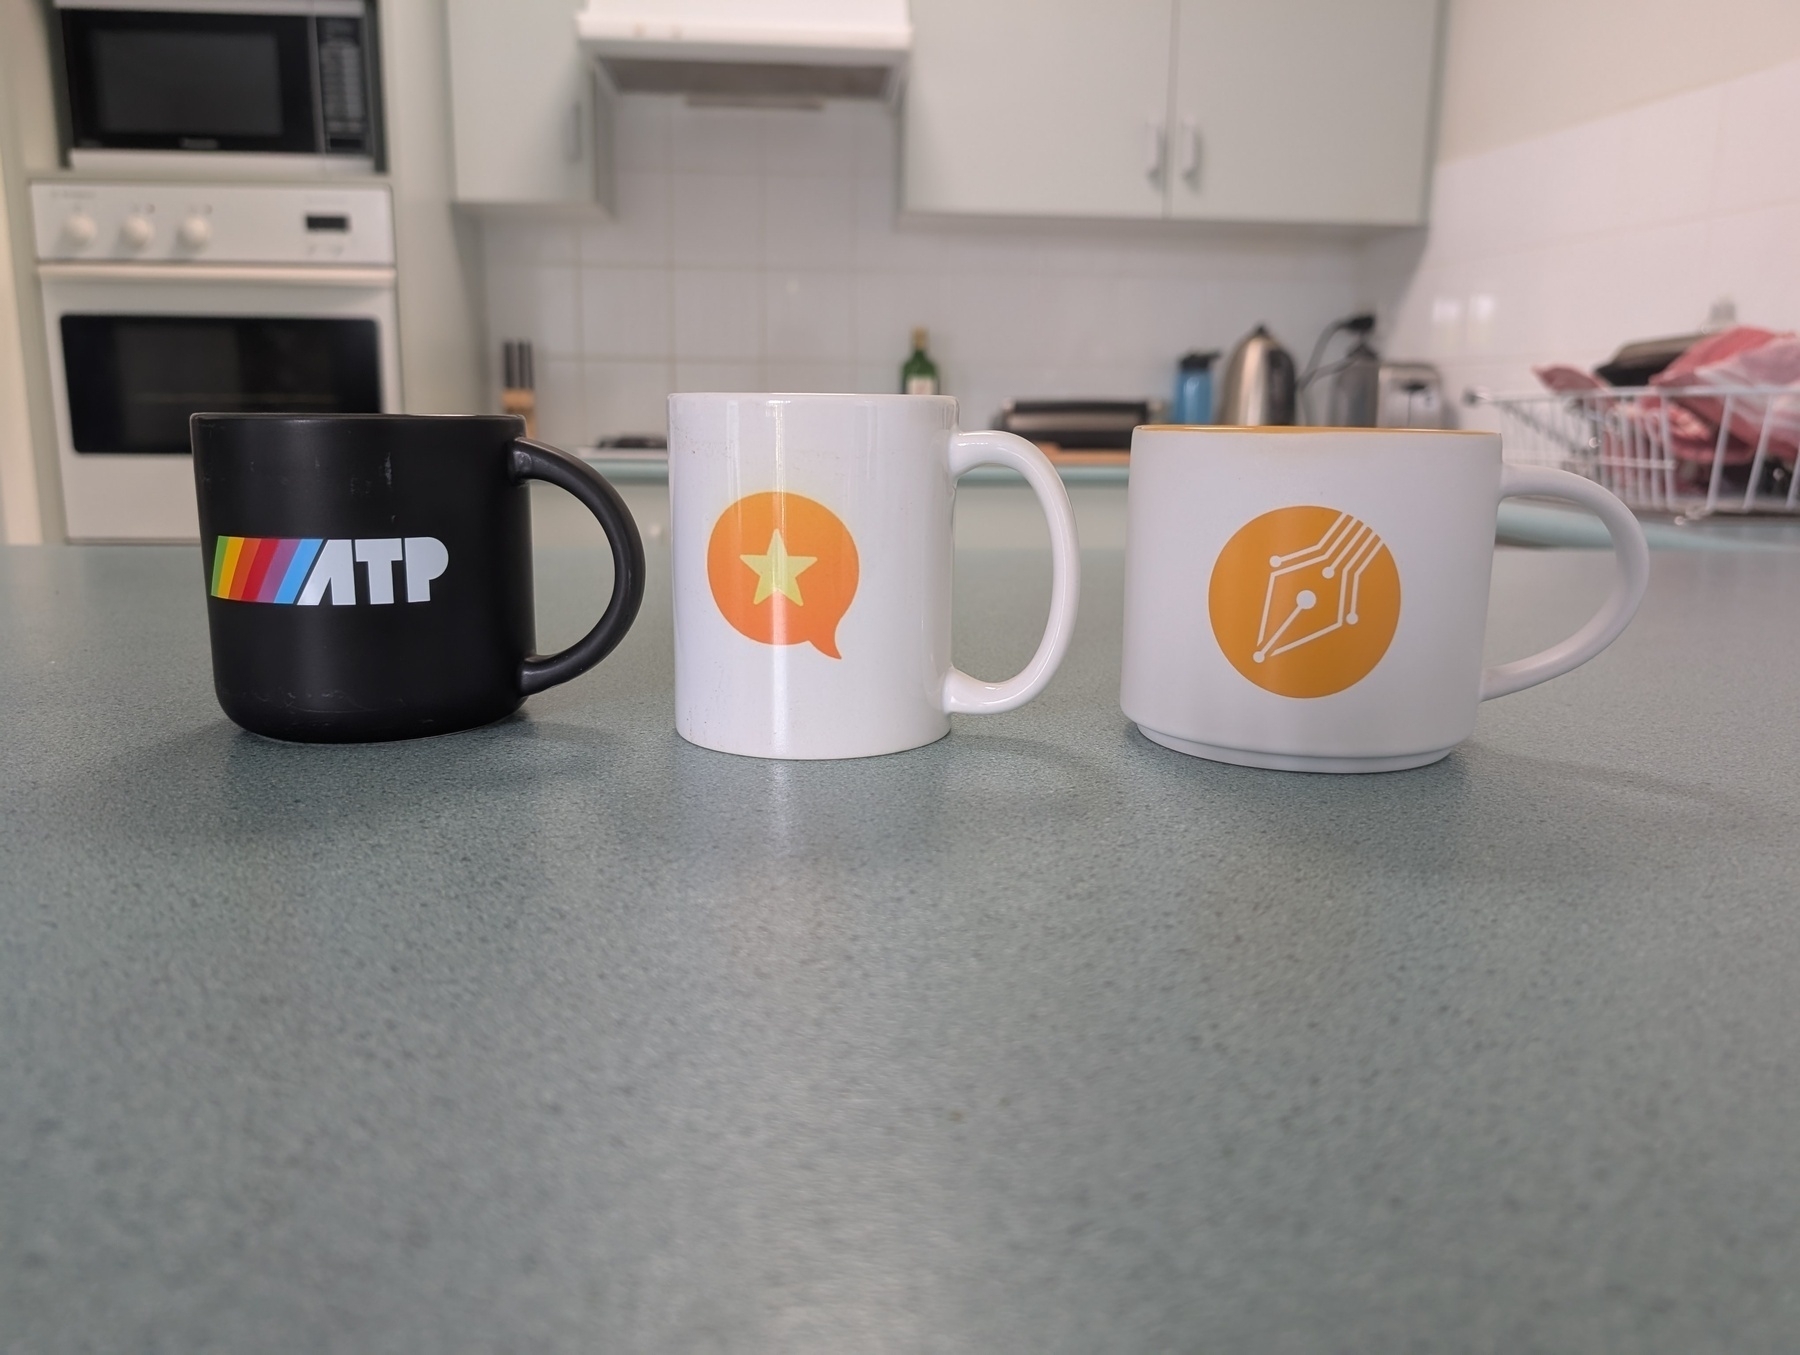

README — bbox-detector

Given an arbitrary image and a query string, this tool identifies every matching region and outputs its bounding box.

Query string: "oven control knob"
[178,215,212,249]
[62,212,98,248]
[120,213,155,249]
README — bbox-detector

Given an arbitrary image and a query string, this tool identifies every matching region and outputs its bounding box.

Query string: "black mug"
[191,413,645,742]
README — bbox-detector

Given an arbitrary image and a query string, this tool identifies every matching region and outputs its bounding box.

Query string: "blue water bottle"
[1173,350,1218,424]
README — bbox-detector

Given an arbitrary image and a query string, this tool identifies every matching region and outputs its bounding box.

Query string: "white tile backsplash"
[672,268,763,360]
[669,172,763,267]
[763,270,853,360]
[763,360,859,394]
[579,359,674,437]
[668,101,767,174]
[759,104,860,178]
[580,268,669,360]
[673,360,762,394]
[533,357,589,446]
[1371,56,1800,408]
[1714,60,1800,215]
[480,96,1364,443]
[485,262,580,360]
[577,174,670,266]
[761,174,855,267]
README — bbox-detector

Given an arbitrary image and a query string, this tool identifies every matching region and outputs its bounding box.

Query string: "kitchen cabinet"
[903,0,1440,227]
[445,0,611,209]
[902,0,1173,220]
[1168,0,1438,224]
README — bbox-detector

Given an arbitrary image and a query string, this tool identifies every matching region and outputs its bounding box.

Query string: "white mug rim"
[669,392,957,406]
[1137,424,1493,439]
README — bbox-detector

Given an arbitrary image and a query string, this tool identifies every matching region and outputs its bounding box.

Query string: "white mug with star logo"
[669,393,1081,759]
[1121,426,1651,772]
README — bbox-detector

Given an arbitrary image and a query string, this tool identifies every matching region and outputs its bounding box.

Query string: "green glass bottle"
[901,327,940,395]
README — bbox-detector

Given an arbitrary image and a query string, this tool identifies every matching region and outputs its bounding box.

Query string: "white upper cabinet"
[447,0,608,208]
[1168,0,1439,225]
[902,0,1174,219]
[902,0,1441,226]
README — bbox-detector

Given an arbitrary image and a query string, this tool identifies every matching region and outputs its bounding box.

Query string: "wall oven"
[33,181,400,541]
[52,0,380,176]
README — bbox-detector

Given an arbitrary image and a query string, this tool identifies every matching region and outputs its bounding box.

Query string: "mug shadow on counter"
[58,710,631,851]
[55,706,1113,879]
[1118,718,1768,902]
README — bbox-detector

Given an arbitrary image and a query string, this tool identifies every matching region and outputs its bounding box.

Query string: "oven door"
[40,263,400,542]
[56,0,375,164]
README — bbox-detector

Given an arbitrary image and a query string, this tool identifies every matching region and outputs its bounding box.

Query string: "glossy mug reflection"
[670,393,1081,760]
[1120,426,1651,772]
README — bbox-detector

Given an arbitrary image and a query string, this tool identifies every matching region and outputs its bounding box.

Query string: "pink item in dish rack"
[1531,364,1609,397]
[1688,337,1800,466]
[1650,326,1783,386]
[1534,327,1800,479]
[1653,327,1797,469]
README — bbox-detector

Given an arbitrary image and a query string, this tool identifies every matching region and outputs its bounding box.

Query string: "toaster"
[1374,362,1448,429]
[996,399,1154,449]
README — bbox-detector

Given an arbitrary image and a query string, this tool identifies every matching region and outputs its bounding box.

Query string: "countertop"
[4,540,1800,1352]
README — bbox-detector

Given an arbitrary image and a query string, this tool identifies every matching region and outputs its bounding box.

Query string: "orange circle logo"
[707,491,858,659]
[1208,505,1401,698]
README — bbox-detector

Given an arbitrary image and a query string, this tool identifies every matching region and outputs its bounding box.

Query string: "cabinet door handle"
[1145,118,1166,182]
[1180,117,1201,185]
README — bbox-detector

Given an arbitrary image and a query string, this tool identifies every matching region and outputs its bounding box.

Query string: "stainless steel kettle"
[1216,324,1296,426]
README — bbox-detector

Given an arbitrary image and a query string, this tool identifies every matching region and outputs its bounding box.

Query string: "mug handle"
[510,438,647,696]
[941,430,1082,714]
[1480,464,1650,701]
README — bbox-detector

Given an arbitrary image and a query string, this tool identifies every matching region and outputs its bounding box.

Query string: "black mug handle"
[509,438,647,696]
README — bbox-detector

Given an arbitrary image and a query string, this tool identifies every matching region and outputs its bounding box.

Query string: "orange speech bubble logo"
[707,491,859,659]
[1208,505,1401,698]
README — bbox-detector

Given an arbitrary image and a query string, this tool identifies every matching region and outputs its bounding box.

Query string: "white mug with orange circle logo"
[669,393,1081,759]
[1121,426,1651,772]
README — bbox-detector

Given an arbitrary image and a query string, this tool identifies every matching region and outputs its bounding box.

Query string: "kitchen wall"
[1366,51,1800,408]
[479,97,1367,447]
[1436,0,1800,162]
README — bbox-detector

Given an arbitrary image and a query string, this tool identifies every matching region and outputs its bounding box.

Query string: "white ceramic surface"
[670,393,1080,759]
[1120,427,1650,772]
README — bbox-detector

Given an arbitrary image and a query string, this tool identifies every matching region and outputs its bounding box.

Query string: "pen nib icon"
[1253,513,1386,663]
[1209,504,1401,699]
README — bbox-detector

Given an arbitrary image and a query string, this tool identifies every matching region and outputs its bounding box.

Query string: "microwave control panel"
[31,183,394,266]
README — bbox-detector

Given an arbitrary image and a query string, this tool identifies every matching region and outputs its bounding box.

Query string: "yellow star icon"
[740,528,817,606]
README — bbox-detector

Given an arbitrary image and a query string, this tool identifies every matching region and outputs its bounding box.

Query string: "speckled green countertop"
[4,540,1799,1352]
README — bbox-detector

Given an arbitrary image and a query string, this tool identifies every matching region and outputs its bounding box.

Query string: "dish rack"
[1467,385,1800,519]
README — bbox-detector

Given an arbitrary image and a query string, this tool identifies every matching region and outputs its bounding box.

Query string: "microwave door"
[61,9,319,154]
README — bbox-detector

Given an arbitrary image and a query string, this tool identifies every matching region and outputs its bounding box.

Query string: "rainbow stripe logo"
[208,535,449,606]
[211,536,326,604]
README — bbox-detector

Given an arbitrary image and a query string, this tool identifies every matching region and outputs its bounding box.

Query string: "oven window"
[61,10,317,153]
[62,316,382,455]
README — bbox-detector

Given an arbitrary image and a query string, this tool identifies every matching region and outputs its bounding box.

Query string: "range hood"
[578,0,910,104]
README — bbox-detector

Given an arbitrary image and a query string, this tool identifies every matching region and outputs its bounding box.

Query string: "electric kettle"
[1216,324,1296,426]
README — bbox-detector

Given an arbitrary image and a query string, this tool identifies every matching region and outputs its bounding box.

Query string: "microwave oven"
[52,0,381,175]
